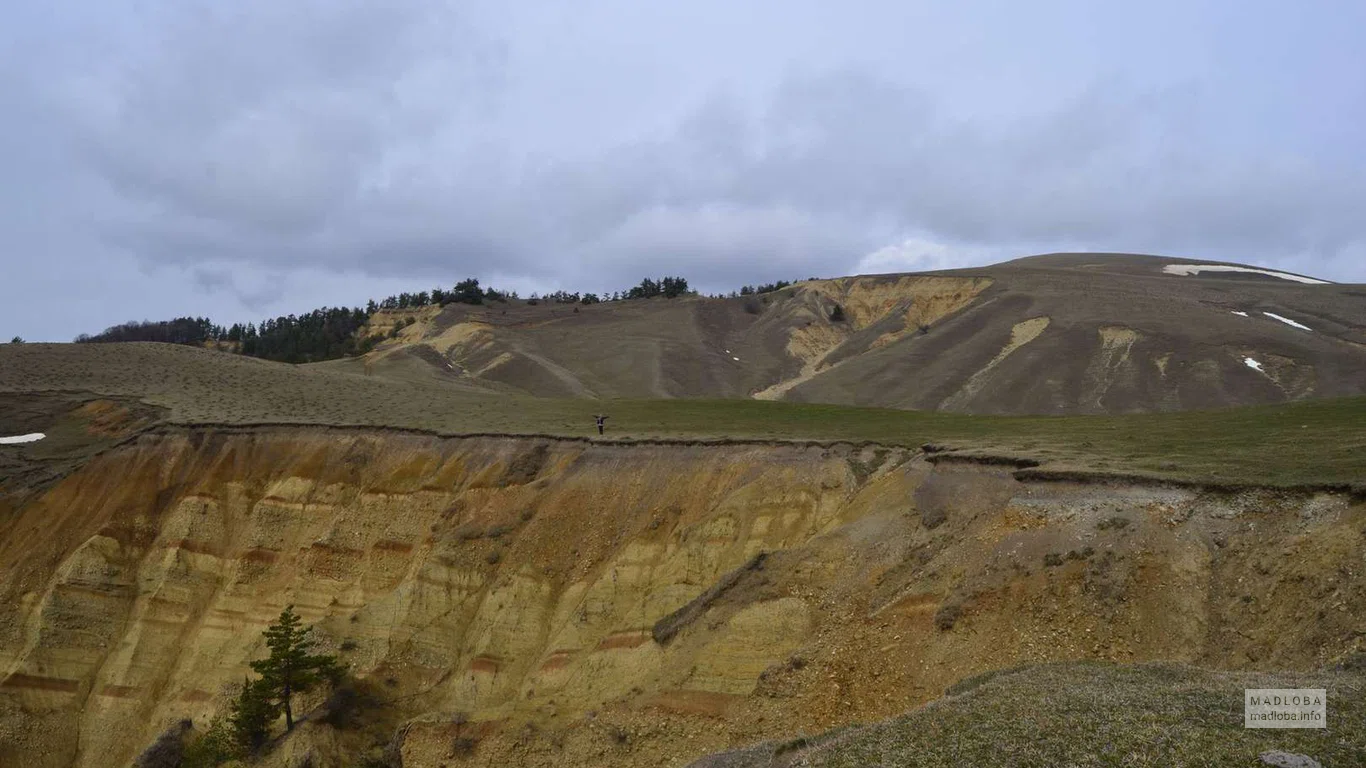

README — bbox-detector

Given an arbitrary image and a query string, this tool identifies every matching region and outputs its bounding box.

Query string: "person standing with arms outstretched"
[594,414,608,435]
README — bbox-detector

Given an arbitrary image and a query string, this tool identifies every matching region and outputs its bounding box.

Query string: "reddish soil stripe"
[97,684,138,698]
[469,656,502,674]
[166,538,220,556]
[241,548,279,563]
[641,689,740,717]
[373,539,414,553]
[538,650,578,671]
[1,673,80,693]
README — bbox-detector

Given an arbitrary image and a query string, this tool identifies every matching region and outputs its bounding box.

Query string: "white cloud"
[854,238,999,276]
[3,0,1365,341]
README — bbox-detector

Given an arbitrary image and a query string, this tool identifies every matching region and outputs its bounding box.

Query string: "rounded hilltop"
[306,251,1365,415]
[975,251,1333,284]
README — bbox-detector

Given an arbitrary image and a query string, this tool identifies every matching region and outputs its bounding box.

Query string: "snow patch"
[1162,264,1329,284]
[1262,312,1312,331]
[1230,311,1248,317]
[0,433,45,445]
[1243,357,1264,372]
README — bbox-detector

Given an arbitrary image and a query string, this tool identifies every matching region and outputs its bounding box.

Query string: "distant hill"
[311,253,1366,415]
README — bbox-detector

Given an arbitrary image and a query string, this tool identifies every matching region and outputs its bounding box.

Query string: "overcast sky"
[3,1,1364,341]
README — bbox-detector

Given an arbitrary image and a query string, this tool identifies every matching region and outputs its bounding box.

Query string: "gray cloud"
[2,0,1364,340]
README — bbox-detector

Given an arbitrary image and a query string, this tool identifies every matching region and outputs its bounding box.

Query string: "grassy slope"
[592,395,1366,486]
[693,662,1366,767]
[2,343,1364,486]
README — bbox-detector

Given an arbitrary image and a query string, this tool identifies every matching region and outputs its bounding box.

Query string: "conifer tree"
[452,278,483,304]
[249,606,342,730]
[228,677,277,752]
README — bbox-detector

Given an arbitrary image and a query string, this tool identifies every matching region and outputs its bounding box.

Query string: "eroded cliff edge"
[1,430,1362,767]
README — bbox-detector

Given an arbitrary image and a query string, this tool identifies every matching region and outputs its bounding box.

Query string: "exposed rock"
[1259,751,1323,768]
[0,432,1362,768]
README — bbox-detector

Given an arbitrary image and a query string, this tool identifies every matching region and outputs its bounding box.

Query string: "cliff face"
[1,431,1362,767]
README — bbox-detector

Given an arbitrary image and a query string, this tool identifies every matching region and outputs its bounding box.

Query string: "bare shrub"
[450,736,479,757]
[934,601,963,631]
[454,523,485,541]
[485,523,514,539]
[317,680,380,730]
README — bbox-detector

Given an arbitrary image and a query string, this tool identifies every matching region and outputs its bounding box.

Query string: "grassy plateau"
[1,342,1364,487]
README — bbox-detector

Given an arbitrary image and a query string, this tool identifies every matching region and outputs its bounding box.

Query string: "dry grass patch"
[693,662,1366,767]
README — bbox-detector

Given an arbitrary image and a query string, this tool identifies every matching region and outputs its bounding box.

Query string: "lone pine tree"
[250,605,343,730]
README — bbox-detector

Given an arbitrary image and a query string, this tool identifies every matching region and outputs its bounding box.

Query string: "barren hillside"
[313,253,1366,415]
